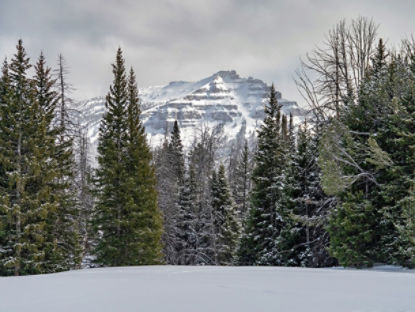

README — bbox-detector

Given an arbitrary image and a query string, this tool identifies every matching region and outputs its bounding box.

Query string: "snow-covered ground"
[1,266,414,312]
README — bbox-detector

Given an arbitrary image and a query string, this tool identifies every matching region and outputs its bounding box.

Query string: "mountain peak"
[76,71,306,163]
[212,70,240,81]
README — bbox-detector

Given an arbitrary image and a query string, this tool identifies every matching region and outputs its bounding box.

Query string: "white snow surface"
[1,265,414,312]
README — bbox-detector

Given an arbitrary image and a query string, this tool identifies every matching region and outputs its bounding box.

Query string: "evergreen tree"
[294,123,335,267]
[175,165,198,265]
[273,114,304,266]
[168,121,185,184]
[322,39,415,267]
[0,58,14,275]
[238,85,286,265]
[0,41,47,275]
[0,41,80,275]
[227,121,247,197]
[396,181,415,268]
[210,165,240,265]
[233,140,251,219]
[56,54,72,133]
[33,52,80,272]
[94,49,163,265]
[329,192,377,267]
[124,68,163,264]
[94,48,128,266]
[393,51,415,268]
[375,54,415,265]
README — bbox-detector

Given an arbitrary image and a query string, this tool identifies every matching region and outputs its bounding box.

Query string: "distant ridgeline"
[76,70,306,161]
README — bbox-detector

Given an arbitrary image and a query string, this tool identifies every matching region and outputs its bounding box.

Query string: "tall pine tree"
[210,165,240,265]
[33,52,80,272]
[238,85,287,265]
[175,164,198,265]
[94,49,163,266]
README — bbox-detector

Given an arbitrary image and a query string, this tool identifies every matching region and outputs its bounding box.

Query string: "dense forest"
[1,17,415,276]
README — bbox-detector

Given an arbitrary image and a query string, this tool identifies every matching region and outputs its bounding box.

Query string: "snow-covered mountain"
[76,70,306,158]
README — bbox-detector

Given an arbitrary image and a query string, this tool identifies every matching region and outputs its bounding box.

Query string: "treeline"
[155,17,415,268]
[297,17,415,268]
[1,16,415,276]
[155,85,334,267]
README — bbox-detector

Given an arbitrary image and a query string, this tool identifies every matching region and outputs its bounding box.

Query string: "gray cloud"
[1,0,415,104]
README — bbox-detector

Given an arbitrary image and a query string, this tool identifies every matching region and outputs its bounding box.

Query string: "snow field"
[1,265,414,312]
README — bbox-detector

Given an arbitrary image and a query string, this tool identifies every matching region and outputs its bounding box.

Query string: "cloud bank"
[1,0,414,104]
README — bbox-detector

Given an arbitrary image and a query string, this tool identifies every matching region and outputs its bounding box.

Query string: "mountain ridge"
[76,70,307,160]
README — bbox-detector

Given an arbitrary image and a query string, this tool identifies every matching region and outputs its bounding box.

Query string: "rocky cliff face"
[76,70,306,159]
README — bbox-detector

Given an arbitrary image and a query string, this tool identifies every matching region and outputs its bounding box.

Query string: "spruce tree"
[94,50,163,265]
[233,140,251,219]
[397,182,415,268]
[123,67,163,264]
[273,114,304,266]
[292,122,334,267]
[0,41,47,275]
[0,41,80,275]
[376,54,415,265]
[394,52,415,267]
[33,52,80,272]
[0,58,13,275]
[94,48,129,265]
[210,165,240,265]
[175,164,198,265]
[238,85,286,265]
[168,121,185,184]
[329,192,377,267]
[323,39,415,267]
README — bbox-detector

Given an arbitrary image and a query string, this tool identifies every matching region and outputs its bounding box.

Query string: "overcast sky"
[1,0,414,104]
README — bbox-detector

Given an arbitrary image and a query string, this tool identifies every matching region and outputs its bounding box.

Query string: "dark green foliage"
[273,113,304,266]
[323,38,415,267]
[328,192,377,267]
[94,49,163,266]
[124,68,163,264]
[211,165,240,265]
[396,183,415,268]
[34,53,80,272]
[0,41,80,275]
[94,48,129,265]
[175,165,198,265]
[233,140,252,219]
[0,43,52,275]
[238,85,288,265]
[292,123,335,267]
[169,121,185,184]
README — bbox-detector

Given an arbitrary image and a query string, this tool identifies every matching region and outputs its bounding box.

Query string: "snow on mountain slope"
[76,70,307,160]
[1,266,414,312]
